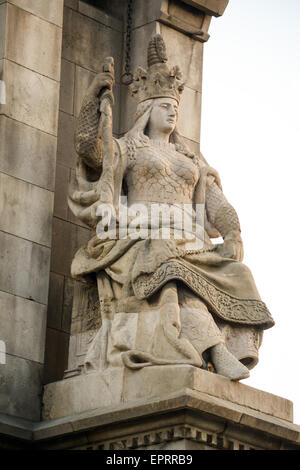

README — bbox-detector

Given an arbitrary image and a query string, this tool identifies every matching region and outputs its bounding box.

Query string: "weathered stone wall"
[0,0,64,420]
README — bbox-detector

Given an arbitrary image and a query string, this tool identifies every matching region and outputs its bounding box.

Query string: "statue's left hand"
[215,231,244,262]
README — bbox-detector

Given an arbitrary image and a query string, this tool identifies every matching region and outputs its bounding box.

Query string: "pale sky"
[201,0,300,424]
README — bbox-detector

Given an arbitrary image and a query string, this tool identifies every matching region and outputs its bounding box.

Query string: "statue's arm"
[206,182,244,262]
[74,72,114,170]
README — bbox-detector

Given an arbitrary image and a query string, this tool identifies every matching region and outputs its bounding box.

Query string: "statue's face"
[148,98,178,136]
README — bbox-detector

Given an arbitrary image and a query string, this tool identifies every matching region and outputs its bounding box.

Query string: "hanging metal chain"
[121,0,134,85]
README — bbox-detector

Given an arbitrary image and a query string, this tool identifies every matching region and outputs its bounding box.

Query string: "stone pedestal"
[43,366,292,422]
[38,366,300,450]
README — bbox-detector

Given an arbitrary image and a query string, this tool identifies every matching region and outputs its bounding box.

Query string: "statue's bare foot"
[210,343,250,381]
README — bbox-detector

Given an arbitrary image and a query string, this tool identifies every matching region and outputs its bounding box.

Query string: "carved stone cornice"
[95,424,256,451]
[1,388,300,450]
[159,5,212,42]
[132,0,230,42]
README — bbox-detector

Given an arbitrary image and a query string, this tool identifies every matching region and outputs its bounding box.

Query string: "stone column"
[0,0,64,421]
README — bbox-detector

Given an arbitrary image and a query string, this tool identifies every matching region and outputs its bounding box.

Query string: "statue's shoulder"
[191,152,208,170]
[116,135,150,168]
[117,135,149,151]
[173,144,207,171]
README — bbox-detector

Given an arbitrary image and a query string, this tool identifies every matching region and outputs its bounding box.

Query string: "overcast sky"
[201,0,300,423]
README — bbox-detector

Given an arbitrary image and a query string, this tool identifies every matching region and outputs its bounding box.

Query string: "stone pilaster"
[0,0,64,421]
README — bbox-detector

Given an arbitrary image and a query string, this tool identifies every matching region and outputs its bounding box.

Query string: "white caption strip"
[0,80,6,104]
[0,340,6,364]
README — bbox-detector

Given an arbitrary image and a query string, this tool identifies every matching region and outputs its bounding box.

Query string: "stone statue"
[68,35,274,382]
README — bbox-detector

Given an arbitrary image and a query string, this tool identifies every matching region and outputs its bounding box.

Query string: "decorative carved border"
[74,425,258,450]
[134,260,274,327]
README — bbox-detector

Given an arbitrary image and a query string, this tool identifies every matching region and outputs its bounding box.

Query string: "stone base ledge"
[0,413,34,449]
[34,389,300,450]
[1,366,300,450]
[42,366,293,422]
[1,388,300,450]
[36,365,300,450]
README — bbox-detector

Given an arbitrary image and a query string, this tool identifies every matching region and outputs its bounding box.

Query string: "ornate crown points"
[147,35,167,66]
[130,34,184,104]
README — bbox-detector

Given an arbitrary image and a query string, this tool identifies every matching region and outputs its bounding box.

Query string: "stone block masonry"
[0,0,64,421]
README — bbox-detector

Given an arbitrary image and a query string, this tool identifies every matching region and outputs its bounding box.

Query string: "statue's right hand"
[87,72,114,99]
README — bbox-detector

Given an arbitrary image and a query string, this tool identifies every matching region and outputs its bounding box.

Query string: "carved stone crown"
[130,34,185,104]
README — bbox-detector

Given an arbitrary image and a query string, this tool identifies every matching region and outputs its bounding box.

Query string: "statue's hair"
[124,98,191,153]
